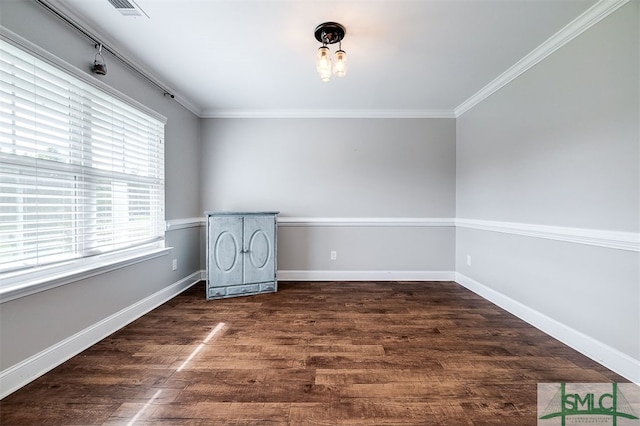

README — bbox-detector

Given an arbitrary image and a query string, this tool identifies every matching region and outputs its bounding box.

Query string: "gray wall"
[201,118,455,217]
[456,2,639,360]
[1,0,637,388]
[278,226,454,272]
[0,1,202,370]
[201,118,456,273]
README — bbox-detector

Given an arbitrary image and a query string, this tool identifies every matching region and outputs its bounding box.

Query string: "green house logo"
[538,383,640,425]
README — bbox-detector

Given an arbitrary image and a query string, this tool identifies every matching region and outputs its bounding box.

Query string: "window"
[0,39,165,291]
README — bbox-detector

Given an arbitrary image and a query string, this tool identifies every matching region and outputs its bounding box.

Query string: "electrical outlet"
[172,259,178,271]
[330,250,337,261]
[466,255,472,266]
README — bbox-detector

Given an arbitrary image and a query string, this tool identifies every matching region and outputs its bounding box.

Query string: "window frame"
[0,30,169,303]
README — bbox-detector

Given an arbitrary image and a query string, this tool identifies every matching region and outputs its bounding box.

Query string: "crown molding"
[172,96,203,118]
[37,0,629,120]
[200,109,456,119]
[454,0,631,117]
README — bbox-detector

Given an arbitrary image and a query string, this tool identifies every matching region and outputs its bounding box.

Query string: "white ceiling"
[52,0,596,117]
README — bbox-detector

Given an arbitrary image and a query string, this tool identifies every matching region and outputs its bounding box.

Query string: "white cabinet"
[205,212,278,300]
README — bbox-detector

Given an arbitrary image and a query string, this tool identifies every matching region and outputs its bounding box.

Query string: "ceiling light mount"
[314,22,346,46]
[314,22,347,82]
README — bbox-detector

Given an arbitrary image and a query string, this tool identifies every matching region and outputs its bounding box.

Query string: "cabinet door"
[209,215,243,287]
[243,215,276,284]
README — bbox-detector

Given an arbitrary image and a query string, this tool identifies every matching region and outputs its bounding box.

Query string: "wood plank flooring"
[0,281,627,425]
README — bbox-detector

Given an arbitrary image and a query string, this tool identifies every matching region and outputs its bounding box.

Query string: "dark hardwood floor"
[0,281,627,425]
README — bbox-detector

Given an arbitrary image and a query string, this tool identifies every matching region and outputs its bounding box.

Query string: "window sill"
[0,245,172,303]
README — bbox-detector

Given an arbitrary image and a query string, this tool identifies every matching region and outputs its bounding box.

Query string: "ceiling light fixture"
[314,22,347,82]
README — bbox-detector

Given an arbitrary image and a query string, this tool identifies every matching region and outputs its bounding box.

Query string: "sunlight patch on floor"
[176,322,227,372]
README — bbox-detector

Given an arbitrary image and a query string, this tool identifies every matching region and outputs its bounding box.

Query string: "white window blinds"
[0,39,165,276]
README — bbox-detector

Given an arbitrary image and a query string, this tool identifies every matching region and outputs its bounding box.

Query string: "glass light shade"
[333,49,347,77]
[316,46,332,82]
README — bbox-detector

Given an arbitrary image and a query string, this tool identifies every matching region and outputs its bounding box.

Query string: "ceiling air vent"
[107,0,149,18]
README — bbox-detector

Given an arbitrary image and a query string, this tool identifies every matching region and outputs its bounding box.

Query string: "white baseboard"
[278,270,455,282]
[4,268,636,399]
[0,270,204,399]
[455,272,640,383]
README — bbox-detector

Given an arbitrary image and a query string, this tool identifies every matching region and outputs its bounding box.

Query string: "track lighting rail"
[34,0,175,99]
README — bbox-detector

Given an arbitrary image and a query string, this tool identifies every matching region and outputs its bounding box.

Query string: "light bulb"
[333,49,347,77]
[317,46,332,82]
